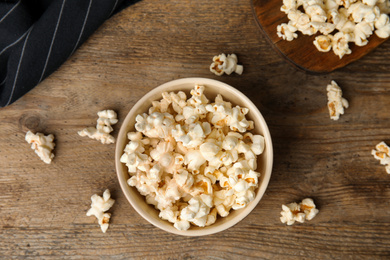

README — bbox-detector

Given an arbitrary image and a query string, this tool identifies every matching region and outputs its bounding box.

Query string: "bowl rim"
[115,77,273,236]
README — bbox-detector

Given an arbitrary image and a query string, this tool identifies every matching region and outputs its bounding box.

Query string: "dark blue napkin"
[0,0,138,107]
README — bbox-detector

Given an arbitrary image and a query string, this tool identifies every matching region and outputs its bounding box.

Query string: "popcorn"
[193,175,213,195]
[281,0,298,14]
[301,198,319,220]
[180,196,212,227]
[172,122,211,149]
[205,97,254,133]
[377,0,390,13]
[189,84,209,107]
[174,169,194,193]
[305,4,328,22]
[210,54,244,76]
[229,106,254,133]
[135,112,175,139]
[332,32,352,58]
[184,150,206,172]
[205,208,218,226]
[25,131,55,164]
[280,198,319,225]
[277,23,299,41]
[122,85,265,230]
[159,206,180,223]
[222,134,240,151]
[120,149,150,173]
[174,218,191,231]
[348,2,378,23]
[78,110,118,144]
[277,0,390,58]
[233,189,256,210]
[375,13,390,38]
[353,21,374,46]
[371,141,390,174]
[292,10,314,32]
[128,171,157,196]
[149,139,175,169]
[326,80,349,120]
[214,190,236,217]
[313,22,336,35]
[336,0,358,9]
[363,0,378,6]
[165,178,183,201]
[243,133,265,155]
[326,0,339,10]
[204,166,224,184]
[199,142,221,158]
[313,35,334,52]
[86,189,115,233]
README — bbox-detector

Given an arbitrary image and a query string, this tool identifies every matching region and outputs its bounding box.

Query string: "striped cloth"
[0,0,138,107]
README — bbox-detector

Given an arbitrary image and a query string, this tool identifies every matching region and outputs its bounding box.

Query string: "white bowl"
[115,78,273,236]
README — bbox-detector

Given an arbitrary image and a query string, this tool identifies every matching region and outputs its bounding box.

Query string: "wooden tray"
[251,0,388,73]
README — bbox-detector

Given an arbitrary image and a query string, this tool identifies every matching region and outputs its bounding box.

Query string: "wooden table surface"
[1,0,390,259]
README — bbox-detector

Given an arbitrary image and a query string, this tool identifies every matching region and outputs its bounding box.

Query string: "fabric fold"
[0,0,138,107]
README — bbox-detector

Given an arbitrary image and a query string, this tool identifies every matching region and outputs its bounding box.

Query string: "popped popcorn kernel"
[78,110,118,144]
[313,35,334,52]
[86,189,115,233]
[280,198,319,225]
[121,85,265,230]
[210,54,243,76]
[375,13,390,38]
[326,80,349,120]
[277,23,299,41]
[25,131,55,164]
[371,141,390,174]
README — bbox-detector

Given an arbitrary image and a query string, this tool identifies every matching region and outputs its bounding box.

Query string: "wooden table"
[1,0,390,258]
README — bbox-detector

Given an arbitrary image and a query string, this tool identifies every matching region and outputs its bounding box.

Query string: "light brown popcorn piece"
[372,141,390,174]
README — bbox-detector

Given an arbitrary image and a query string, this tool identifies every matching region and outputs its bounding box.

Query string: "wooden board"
[251,0,389,73]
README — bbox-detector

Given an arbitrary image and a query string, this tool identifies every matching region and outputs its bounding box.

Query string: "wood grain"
[1,0,390,258]
[251,0,389,73]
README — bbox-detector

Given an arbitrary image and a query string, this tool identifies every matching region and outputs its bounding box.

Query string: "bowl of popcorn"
[115,78,273,236]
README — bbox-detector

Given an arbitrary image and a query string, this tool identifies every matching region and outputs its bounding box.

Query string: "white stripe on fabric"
[0,76,6,86]
[109,0,119,17]
[38,0,66,83]
[5,26,33,106]
[0,29,30,58]
[70,0,92,56]
[0,0,21,24]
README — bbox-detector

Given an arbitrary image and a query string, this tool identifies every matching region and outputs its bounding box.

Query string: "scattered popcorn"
[326,80,349,120]
[280,198,319,225]
[86,189,115,233]
[371,141,390,174]
[121,85,265,230]
[277,0,390,58]
[78,110,118,144]
[25,131,55,164]
[210,54,243,76]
